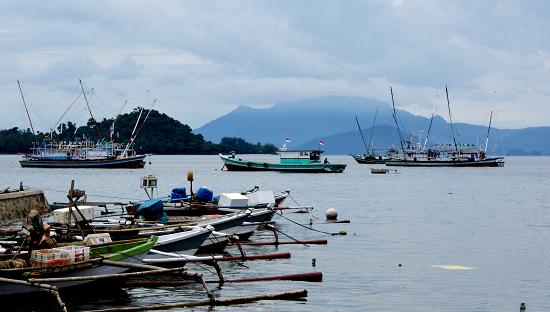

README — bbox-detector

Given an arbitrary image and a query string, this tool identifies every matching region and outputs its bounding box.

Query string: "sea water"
[1,154,549,311]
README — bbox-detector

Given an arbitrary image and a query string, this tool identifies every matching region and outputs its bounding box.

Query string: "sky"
[1,0,550,131]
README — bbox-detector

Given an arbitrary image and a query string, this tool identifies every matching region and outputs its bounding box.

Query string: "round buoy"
[326,208,338,220]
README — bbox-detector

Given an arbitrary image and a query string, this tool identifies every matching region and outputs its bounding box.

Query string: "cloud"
[0,0,549,130]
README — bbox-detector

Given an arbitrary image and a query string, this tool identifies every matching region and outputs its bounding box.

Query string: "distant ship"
[19,142,146,168]
[385,86,504,168]
[17,80,150,169]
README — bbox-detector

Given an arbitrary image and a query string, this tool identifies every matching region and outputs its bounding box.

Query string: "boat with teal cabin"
[220,143,346,173]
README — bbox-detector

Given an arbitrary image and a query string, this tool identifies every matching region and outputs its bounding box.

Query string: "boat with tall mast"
[18,80,148,169]
[385,86,504,167]
[352,107,392,164]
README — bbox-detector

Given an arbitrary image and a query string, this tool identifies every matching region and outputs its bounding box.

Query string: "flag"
[285,138,291,143]
[319,140,325,145]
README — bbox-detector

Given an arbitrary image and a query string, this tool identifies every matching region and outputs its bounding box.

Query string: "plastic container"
[196,187,213,202]
[218,193,249,208]
[53,206,94,224]
[83,233,112,246]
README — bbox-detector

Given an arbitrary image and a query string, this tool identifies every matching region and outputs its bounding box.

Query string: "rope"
[275,211,342,236]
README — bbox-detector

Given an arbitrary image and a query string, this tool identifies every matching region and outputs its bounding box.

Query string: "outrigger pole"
[17,80,35,135]
[366,106,379,155]
[79,79,102,139]
[445,86,458,153]
[390,86,406,156]
[355,115,369,155]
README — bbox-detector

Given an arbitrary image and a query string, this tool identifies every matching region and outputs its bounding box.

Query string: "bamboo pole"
[236,239,328,246]
[27,267,185,283]
[123,272,323,287]
[0,276,67,312]
[79,289,308,312]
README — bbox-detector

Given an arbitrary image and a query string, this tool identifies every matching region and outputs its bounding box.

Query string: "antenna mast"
[17,80,35,135]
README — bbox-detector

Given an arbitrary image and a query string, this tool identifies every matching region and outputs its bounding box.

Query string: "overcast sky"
[1,0,549,131]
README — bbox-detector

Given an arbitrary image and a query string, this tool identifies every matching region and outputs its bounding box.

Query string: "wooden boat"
[19,154,146,169]
[220,150,346,173]
[385,86,504,168]
[143,227,211,256]
[17,80,149,169]
[0,236,157,296]
[371,168,390,174]
[385,155,504,167]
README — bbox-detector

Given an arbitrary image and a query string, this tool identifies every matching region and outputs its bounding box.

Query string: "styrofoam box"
[246,191,275,207]
[218,193,249,208]
[53,206,94,224]
[83,233,112,246]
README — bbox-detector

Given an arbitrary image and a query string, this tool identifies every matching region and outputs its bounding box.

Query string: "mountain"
[195,96,550,156]
[195,96,431,146]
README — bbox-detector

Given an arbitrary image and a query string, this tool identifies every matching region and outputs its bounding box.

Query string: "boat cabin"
[279,150,323,164]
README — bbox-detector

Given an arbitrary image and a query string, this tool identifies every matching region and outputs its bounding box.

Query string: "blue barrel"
[196,187,213,202]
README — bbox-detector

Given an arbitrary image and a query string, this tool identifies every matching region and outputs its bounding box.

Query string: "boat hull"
[353,155,387,164]
[19,155,146,169]
[147,228,211,260]
[385,157,504,167]
[0,237,156,296]
[220,155,346,173]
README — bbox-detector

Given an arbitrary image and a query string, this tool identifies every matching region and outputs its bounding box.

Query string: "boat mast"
[390,86,406,156]
[485,110,493,153]
[17,80,35,135]
[423,99,437,150]
[445,86,458,153]
[79,79,102,139]
[355,115,369,155]
[366,106,379,155]
[122,107,144,157]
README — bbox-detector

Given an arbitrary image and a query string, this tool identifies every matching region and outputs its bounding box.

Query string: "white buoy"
[325,208,338,220]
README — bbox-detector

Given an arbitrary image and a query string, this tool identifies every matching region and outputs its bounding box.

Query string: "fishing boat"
[19,142,147,168]
[220,146,346,173]
[351,108,395,164]
[17,80,149,169]
[0,236,157,296]
[385,86,504,168]
[144,227,212,258]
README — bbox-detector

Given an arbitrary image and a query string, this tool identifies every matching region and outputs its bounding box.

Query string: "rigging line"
[79,79,102,139]
[445,85,458,153]
[17,80,35,134]
[355,115,369,154]
[390,86,406,155]
[274,211,341,236]
[423,96,437,150]
[51,93,82,134]
[367,106,379,154]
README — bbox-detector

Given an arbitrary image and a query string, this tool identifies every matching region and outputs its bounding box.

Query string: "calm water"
[2,154,549,311]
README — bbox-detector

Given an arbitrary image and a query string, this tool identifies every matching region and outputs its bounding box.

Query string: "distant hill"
[0,109,277,155]
[195,96,550,155]
[195,96,431,146]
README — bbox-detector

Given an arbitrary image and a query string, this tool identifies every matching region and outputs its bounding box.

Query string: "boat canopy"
[279,150,323,164]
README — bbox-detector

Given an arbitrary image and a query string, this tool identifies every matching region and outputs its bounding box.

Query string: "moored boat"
[0,236,157,296]
[220,149,346,173]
